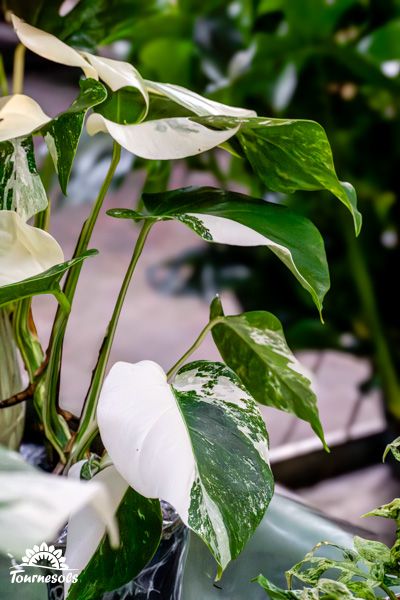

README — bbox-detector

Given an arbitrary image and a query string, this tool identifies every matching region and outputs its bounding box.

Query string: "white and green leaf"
[0,137,48,221]
[65,465,162,600]
[108,187,330,313]
[0,210,64,288]
[97,360,274,576]
[0,445,118,557]
[194,116,362,235]
[86,115,239,159]
[42,78,107,195]
[210,297,327,449]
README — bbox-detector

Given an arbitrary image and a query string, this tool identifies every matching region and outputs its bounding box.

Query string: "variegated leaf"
[97,360,274,577]
[0,137,48,221]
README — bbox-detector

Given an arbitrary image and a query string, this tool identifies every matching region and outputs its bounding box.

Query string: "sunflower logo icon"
[20,542,69,571]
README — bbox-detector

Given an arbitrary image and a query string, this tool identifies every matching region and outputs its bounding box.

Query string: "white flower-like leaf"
[0,445,118,557]
[86,115,239,159]
[11,14,148,107]
[97,360,273,575]
[0,211,64,287]
[0,94,51,142]
[146,80,256,118]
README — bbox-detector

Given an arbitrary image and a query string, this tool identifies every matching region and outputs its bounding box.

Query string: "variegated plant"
[0,5,360,599]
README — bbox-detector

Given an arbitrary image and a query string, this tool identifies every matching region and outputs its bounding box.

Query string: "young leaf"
[255,575,300,600]
[0,247,97,308]
[210,297,327,449]
[193,116,362,235]
[0,94,51,142]
[383,436,400,463]
[109,187,330,313]
[0,445,118,557]
[97,360,274,577]
[0,210,64,289]
[65,466,162,600]
[0,137,48,221]
[86,115,239,159]
[42,78,107,195]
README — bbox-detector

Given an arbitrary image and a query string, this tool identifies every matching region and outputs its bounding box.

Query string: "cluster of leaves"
[257,440,400,600]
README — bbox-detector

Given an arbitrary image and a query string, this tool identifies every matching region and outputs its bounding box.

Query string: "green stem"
[12,44,25,95]
[35,143,121,460]
[66,219,155,467]
[342,216,400,419]
[0,54,8,96]
[381,583,397,600]
[166,317,222,381]
[12,300,44,382]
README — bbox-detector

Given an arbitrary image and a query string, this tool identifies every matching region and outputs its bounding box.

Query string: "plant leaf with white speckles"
[108,186,329,314]
[42,78,107,195]
[66,465,162,600]
[0,137,48,221]
[194,116,362,235]
[97,360,274,577]
[210,297,327,450]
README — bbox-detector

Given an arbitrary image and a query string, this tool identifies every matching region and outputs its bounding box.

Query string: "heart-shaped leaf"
[0,137,48,221]
[210,297,327,449]
[0,94,51,143]
[65,465,162,600]
[0,248,97,308]
[194,116,362,235]
[97,360,274,577]
[109,187,330,314]
[42,78,107,195]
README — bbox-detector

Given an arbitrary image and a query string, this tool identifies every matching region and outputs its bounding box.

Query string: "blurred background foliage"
[3,0,400,419]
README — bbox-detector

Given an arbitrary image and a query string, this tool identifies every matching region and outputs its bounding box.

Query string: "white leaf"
[97,360,273,573]
[146,80,256,117]
[11,14,97,79]
[184,212,314,307]
[0,446,118,557]
[0,211,64,287]
[0,94,51,142]
[81,53,149,111]
[64,465,127,597]
[86,115,239,159]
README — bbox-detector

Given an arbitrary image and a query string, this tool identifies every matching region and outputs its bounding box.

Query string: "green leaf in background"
[0,137,47,221]
[193,116,362,235]
[67,480,162,600]
[358,19,400,66]
[109,187,330,313]
[97,360,274,577]
[0,250,97,308]
[42,78,107,195]
[210,297,327,449]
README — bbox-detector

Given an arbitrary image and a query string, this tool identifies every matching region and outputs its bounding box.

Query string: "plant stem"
[342,216,400,419]
[66,219,155,467]
[166,316,222,381]
[381,583,397,600]
[0,54,8,96]
[12,44,25,94]
[35,143,122,460]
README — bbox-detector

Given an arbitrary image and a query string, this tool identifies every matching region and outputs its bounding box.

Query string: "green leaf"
[97,359,274,577]
[94,86,146,125]
[363,499,400,521]
[358,19,400,64]
[0,137,47,221]
[42,78,107,195]
[193,116,362,235]
[0,250,97,308]
[383,436,400,463]
[108,186,330,313]
[346,581,376,600]
[209,297,327,449]
[353,536,391,565]
[67,485,162,600]
[255,575,299,600]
